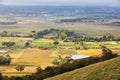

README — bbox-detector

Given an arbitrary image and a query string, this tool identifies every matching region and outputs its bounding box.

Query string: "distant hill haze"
[0,6,120,15]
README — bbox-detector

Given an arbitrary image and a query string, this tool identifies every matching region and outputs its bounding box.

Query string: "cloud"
[1,0,120,7]
[0,0,3,5]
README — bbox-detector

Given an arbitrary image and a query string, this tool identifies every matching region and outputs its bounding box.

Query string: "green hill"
[46,56,120,80]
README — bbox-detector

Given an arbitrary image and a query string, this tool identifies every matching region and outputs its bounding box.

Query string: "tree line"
[1,29,120,42]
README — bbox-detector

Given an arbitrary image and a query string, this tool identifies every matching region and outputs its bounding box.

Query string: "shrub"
[16,65,25,72]
[53,41,59,45]
[2,42,15,48]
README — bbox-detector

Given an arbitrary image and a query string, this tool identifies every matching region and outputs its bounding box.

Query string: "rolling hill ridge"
[46,56,120,80]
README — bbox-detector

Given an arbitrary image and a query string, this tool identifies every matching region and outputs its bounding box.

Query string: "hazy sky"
[0,0,120,7]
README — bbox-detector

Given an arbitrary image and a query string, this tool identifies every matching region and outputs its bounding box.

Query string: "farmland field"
[0,15,120,36]
[0,37,120,76]
[0,6,120,79]
[0,21,120,35]
[1,48,120,76]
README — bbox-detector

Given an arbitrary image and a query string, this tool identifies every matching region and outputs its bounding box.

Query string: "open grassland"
[46,56,120,80]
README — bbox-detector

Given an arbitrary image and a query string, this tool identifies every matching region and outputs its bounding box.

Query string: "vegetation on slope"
[46,56,120,80]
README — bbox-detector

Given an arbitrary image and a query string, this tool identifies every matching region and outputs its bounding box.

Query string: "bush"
[0,73,3,80]
[2,42,15,48]
[36,66,43,74]
[53,41,59,45]
[16,65,25,72]
[15,77,23,80]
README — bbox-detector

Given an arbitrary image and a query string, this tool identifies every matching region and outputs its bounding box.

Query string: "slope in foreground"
[46,56,120,80]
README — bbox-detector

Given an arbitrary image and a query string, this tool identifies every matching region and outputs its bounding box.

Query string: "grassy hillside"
[46,56,120,80]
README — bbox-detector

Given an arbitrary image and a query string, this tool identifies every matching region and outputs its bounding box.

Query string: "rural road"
[12,49,25,63]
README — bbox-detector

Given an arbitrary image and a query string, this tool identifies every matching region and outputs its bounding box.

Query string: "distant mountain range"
[0,6,120,15]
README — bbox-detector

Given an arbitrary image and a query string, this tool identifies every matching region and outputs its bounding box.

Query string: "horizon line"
[0,4,120,8]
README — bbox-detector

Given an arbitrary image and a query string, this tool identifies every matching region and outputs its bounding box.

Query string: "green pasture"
[0,37,120,50]
[0,37,75,49]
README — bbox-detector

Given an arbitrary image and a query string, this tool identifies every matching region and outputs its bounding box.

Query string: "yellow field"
[77,49,120,56]
[0,48,54,76]
[77,49,102,56]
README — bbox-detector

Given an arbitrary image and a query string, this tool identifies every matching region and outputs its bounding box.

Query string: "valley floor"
[0,48,120,76]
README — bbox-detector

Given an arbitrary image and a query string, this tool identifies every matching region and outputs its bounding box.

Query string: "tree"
[52,58,59,65]
[1,31,8,37]
[2,42,15,48]
[31,30,36,38]
[108,35,114,41]
[25,42,30,47]
[16,65,25,72]
[44,66,53,72]
[0,73,3,80]
[53,41,59,45]
[59,32,67,40]
[15,77,23,80]
[25,40,31,47]
[52,55,72,65]
[79,41,84,49]
[64,56,73,63]
[36,66,43,73]
[101,46,113,59]
[5,55,12,65]
[74,39,80,44]
[32,30,36,33]
[103,35,107,41]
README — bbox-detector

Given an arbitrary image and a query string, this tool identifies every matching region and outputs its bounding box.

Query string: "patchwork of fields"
[0,37,120,76]
[0,6,120,79]
[0,17,120,35]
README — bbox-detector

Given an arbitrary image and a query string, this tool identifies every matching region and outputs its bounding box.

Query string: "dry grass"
[0,48,54,76]
[77,49,102,56]
[12,48,53,64]
[77,49,120,56]
[2,66,36,76]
